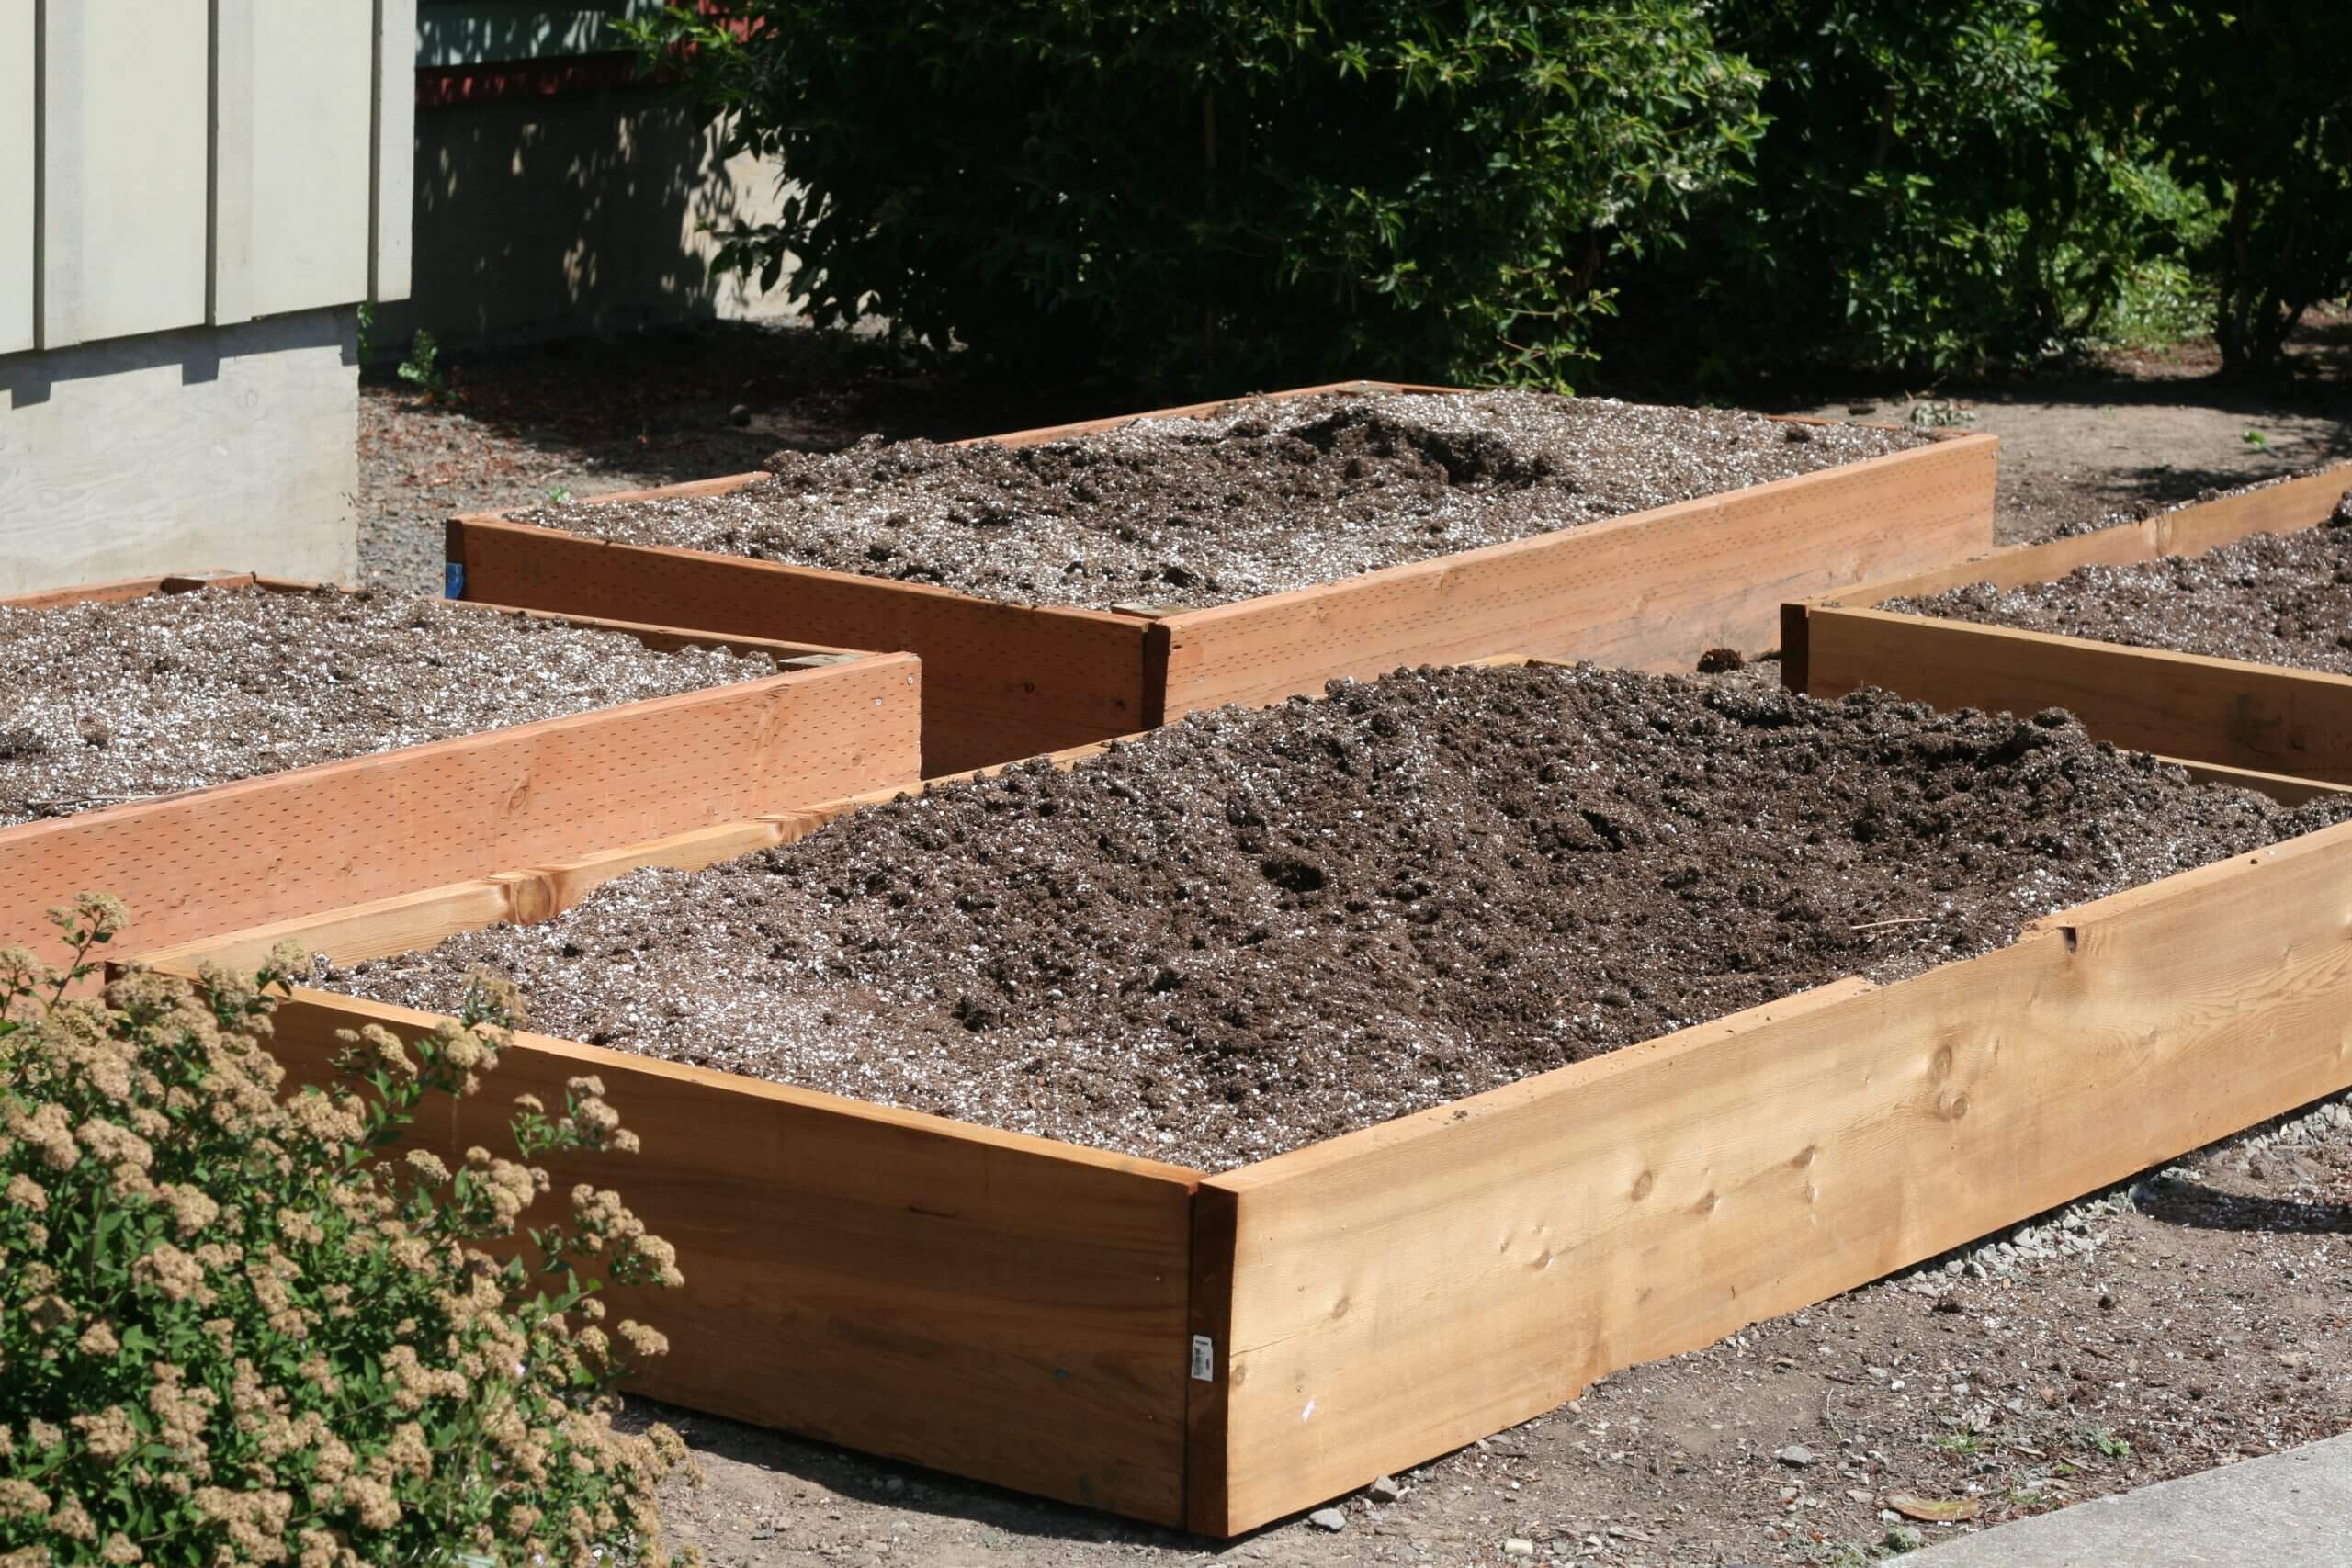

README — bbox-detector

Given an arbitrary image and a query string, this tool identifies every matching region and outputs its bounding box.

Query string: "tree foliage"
[626,1,1766,389]
[640,1,2349,384]
[2132,0,2352,369]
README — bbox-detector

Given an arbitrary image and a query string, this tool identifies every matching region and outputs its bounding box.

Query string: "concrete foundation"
[0,307,360,595]
[378,83,794,354]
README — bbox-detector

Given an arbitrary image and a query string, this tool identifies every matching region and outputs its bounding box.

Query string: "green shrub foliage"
[645,2,2346,383]
[625,0,1767,389]
[0,897,694,1567]
[2134,0,2352,369]
[1612,0,2226,378]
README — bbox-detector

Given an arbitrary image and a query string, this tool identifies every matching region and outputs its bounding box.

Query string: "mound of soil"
[326,663,2347,1171]
[1893,491,2352,671]
[0,587,775,827]
[526,391,1928,611]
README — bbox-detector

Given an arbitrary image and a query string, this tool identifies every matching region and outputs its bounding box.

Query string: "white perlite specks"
[0,586,778,827]
[528,390,1931,611]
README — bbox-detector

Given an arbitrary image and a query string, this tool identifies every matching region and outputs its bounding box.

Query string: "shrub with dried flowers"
[0,896,696,1567]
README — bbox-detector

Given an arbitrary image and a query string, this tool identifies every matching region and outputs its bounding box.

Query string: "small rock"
[2098,1292,2117,1310]
[1503,1540,1535,1558]
[729,403,752,427]
[883,1476,904,1495]
[1367,1475,1405,1503]
[1884,1524,1926,1552]
[1775,1444,1815,1468]
[1848,1488,1875,1504]
[1307,1507,1347,1533]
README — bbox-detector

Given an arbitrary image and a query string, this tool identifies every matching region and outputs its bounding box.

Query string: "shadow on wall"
[375,82,796,355]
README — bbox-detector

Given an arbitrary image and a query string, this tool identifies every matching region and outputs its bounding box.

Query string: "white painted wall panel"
[0,310,359,593]
[76,0,209,343]
[0,0,33,355]
[250,1,374,316]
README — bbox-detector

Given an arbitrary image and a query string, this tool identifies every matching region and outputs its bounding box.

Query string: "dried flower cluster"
[0,897,695,1566]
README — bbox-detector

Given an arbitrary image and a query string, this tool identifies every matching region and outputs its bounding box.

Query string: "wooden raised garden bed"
[1782,464,2352,800]
[138,664,2352,1535]
[447,382,1999,773]
[3,572,922,961]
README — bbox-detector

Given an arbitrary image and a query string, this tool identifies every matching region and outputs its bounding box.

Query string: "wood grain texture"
[160,979,1204,1525]
[1196,815,2352,1532]
[450,516,1153,774]
[3,652,922,960]
[1800,605,2352,784]
[2164,757,2352,806]
[0,0,35,354]
[1154,432,1997,718]
[129,817,803,976]
[1813,461,2352,608]
[140,733,1146,979]
[448,388,1990,763]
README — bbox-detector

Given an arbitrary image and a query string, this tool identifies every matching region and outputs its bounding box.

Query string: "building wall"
[0,1,410,594]
[0,310,359,594]
[376,82,794,354]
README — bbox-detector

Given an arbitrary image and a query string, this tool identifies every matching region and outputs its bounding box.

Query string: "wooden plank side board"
[139,733,1154,979]
[189,984,1204,1526]
[1,572,252,608]
[451,386,1995,765]
[1155,433,1997,717]
[1812,461,2352,610]
[4,653,922,959]
[2165,757,2352,807]
[1194,818,2352,1534]
[449,517,1153,775]
[1800,606,2352,784]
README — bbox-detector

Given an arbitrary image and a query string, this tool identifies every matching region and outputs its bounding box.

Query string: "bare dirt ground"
[1773,311,2352,547]
[353,321,2352,1566]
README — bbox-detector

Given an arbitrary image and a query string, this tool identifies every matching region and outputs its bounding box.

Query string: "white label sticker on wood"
[1190,1335,1215,1382]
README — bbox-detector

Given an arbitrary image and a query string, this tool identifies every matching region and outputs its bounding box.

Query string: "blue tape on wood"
[445,562,466,600]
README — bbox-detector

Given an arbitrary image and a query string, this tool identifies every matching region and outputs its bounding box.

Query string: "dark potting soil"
[1890,493,2352,673]
[324,663,2348,1172]
[0,586,777,828]
[523,390,1931,612]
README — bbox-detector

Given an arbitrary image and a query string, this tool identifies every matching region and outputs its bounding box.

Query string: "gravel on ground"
[322,662,2346,1172]
[1889,490,2352,672]
[516,391,1926,611]
[0,586,775,827]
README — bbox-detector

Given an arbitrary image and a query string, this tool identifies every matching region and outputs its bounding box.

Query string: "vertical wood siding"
[0,0,412,354]
[0,0,31,354]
